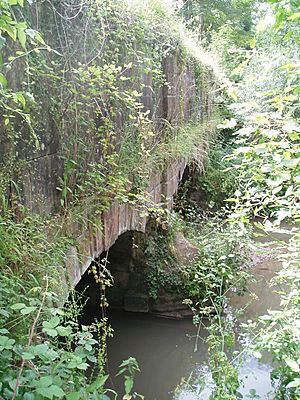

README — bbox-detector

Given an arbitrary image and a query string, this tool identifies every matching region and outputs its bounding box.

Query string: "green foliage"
[0,274,113,400]
[0,0,45,52]
[192,135,238,209]
[144,212,251,306]
[268,0,300,43]
[218,1,300,223]
[117,357,143,400]
[172,214,251,400]
[226,118,300,224]
[0,260,144,399]
[0,210,71,279]
[206,315,241,400]
[180,215,251,309]
[143,222,183,300]
[247,232,300,399]
[211,2,300,398]
[180,0,256,39]
[152,118,219,170]
[0,3,220,398]
[177,307,244,400]
[0,0,48,145]
[3,0,217,220]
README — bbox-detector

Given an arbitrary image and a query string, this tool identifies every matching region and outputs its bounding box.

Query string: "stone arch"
[65,159,187,289]
[73,229,149,320]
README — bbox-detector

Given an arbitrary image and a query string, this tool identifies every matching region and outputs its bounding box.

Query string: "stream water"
[106,231,290,400]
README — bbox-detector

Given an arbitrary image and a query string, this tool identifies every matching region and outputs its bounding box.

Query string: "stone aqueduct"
[1,47,214,295]
[66,159,187,287]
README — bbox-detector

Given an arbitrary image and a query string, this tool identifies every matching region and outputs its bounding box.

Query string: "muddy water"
[106,234,288,400]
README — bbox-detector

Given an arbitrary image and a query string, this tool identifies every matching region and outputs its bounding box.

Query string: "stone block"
[93,225,104,259]
[151,294,187,313]
[65,246,81,286]
[154,185,162,204]
[130,206,147,232]
[118,203,129,236]
[124,291,149,313]
[20,153,63,215]
[103,201,120,249]
[77,231,93,276]
[149,171,161,189]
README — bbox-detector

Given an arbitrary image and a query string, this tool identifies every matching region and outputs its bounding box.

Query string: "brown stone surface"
[2,47,214,288]
[70,159,188,286]
[0,4,218,317]
[20,153,63,215]
[172,233,199,266]
[124,291,149,313]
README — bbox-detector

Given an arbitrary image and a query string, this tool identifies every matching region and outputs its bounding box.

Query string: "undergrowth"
[143,211,251,308]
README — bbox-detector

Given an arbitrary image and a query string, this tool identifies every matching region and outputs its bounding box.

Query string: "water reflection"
[107,311,208,399]
[107,237,287,399]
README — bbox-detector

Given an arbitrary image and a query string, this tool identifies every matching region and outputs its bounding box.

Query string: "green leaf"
[21,306,37,315]
[17,28,26,49]
[10,303,26,310]
[288,12,300,21]
[87,375,109,393]
[124,377,133,395]
[23,393,35,400]
[5,25,17,41]
[33,344,49,356]
[33,343,58,360]
[14,92,26,108]
[67,356,86,369]
[49,386,65,399]
[285,358,300,373]
[36,33,46,45]
[288,131,300,141]
[42,327,58,337]
[22,351,35,360]
[42,317,61,337]
[280,63,296,70]
[56,325,72,337]
[43,316,60,329]
[249,37,256,49]
[36,385,65,399]
[0,72,7,90]
[0,335,15,350]
[286,378,300,388]
[77,362,89,370]
[66,393,81,400]
[35,376,53,388]
[9,378,17,391]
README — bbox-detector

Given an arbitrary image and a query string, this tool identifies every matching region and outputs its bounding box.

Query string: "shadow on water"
[104,226,292,400]
[77,226,292,400]
[107,311,209,400]
[106,243,283,400]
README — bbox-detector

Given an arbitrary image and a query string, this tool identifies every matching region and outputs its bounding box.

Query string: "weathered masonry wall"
[3,53,212,217]
[0,1,215,290]
[66,159,187,286]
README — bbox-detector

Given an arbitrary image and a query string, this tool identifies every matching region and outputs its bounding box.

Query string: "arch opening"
[74,230,149,323]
